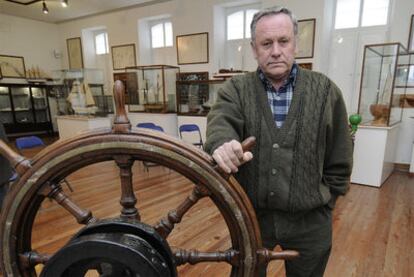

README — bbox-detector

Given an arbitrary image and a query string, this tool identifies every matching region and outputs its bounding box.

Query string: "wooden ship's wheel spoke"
[114,155,140,220]
[154,185,210,239]
[40,182,97,225]
[19,251,51,268]
[173,247,239,266]
[0,80,299,276]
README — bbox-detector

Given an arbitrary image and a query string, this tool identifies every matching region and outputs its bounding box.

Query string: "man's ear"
[250,41,258,60]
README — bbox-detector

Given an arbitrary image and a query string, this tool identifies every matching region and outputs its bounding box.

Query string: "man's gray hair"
[250,6,298,42]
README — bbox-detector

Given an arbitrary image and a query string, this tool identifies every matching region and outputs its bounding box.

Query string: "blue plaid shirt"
[258,64,298,128]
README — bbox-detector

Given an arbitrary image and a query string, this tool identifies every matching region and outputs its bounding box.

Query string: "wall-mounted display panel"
[66,37,84,69]
[176,32,209,65]
[0,55,26,78]
[296,19,315,59]
[111,44,136,70]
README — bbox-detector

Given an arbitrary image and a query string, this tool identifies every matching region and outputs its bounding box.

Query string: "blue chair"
[138,125,165,171]
[15,136,74,192]
[179,124,203,149]
[15,136,45,150]
[148,125,164,132]
[137,122,157,128]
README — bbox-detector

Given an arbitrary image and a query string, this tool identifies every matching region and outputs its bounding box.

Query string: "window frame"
[94,30,109,55]
[334,0,390,30]
[150,19,173,49]
[226,5,259,41]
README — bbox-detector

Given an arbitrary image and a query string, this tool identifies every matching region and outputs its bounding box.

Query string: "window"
[227,7,259,40]
[94,31,109,55]
[151,21,173,48]
[334,0,389,29]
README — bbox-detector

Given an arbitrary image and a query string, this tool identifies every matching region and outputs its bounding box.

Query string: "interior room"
[0,0,413,276]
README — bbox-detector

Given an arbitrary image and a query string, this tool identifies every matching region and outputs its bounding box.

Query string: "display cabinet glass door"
[0,86,13,124]
[31,87,50,123]
[10,87,34,124]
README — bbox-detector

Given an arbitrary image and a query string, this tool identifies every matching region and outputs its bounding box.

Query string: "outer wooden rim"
[0,128,262,277]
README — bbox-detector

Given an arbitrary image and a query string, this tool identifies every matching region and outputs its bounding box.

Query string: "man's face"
[251,14,297,85]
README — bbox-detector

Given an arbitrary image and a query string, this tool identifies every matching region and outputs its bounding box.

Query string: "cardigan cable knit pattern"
[205,68,352,213]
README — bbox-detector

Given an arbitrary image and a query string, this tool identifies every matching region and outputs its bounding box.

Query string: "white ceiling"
[0,0,170,23]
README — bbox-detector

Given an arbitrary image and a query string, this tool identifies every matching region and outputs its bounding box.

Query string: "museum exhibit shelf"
[0,83,53,136]
[351,124,400,187]
[51,68,113,116]
[125,65,179,113]
[352,43,412,187]
[357,43,409,127]
[176,72,225,116]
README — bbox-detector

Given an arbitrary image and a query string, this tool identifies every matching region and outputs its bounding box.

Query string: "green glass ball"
[349,114,362,125]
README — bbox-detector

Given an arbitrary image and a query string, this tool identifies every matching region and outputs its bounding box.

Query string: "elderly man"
[205,6,352,276]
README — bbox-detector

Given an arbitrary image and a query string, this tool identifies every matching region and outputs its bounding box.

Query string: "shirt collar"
[258,63,298,91]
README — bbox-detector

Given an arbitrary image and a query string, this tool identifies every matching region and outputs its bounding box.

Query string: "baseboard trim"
[394,163,410,173]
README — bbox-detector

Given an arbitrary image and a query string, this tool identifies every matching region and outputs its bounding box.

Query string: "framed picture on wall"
[409,15,414,52]
[66,37,84,69]
[176,32,209,65]
[296,19,316,59]
[111,44,137,70]
[0,55,26,78]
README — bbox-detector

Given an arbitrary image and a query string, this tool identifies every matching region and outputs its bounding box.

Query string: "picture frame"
[0,55,26,78]
[296,18,316,59]
[111,44,137,70]
[409,15,414,52]
[66,37,84,69]
[176,32,209,65]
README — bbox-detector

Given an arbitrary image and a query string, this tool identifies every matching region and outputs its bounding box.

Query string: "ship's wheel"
[0,81,297,277]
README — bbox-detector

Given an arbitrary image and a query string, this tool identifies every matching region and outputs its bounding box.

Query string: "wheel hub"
[40,219,176,277]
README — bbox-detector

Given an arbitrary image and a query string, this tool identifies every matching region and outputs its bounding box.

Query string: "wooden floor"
[2,151,414,276]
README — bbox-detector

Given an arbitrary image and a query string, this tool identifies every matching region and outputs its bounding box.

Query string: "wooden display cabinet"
[0,83,53,136]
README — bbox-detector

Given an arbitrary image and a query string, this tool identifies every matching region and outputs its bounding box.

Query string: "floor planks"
[2,156,413,276]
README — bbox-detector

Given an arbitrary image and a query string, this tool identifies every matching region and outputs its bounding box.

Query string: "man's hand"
[212,140,253,174]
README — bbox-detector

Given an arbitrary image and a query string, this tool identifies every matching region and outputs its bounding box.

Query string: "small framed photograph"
[111,44,137,70]
[296,19,316,59]
[0,55,26,78]
[176,32,209,65]
[408,15,414,52]
[66,37,84,69]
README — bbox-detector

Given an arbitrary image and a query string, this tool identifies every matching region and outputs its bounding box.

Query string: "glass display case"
[395,51,414,107]
[0,86,13,124]
[176,74,225,116]
[31,86,49,123]
[51,68,112,116]
[0,84,52,135]
[358,43,408,126]
[125,65,180,113]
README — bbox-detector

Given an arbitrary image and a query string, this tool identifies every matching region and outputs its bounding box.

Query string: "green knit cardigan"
[205,68,353,213]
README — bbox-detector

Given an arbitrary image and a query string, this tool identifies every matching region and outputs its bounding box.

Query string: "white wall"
[0,14,62,75]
